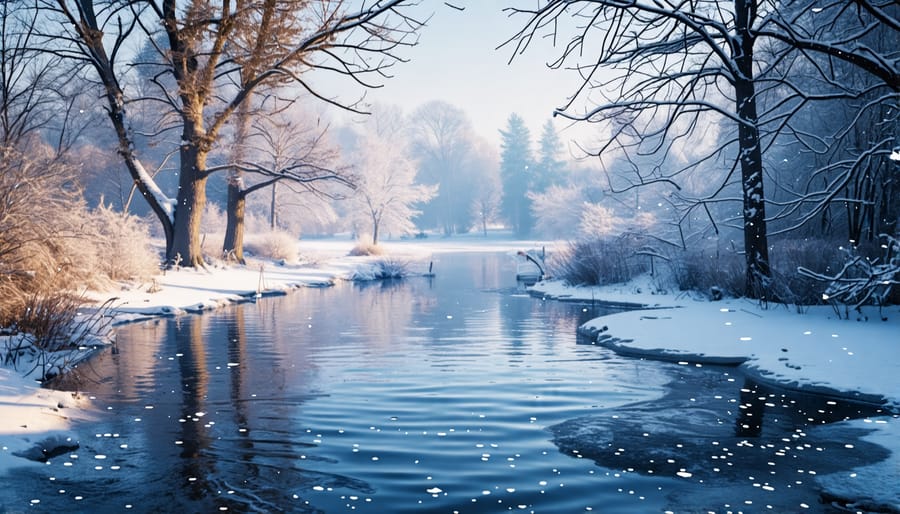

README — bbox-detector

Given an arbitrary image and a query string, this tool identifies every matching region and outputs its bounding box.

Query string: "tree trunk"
[170,141,208,267]
[223,179,246,264]
[223,103,252,263]
[269,182,277,230]
[372,213,380,245]
[734,0,772,299]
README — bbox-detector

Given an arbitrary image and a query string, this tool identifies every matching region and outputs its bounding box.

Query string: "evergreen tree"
[499,113,535,236]
[534,119,565,191]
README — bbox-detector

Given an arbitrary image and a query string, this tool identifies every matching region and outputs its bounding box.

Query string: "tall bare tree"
[506,0,898,299]
[409,100,476,235]
[42,0,423,267]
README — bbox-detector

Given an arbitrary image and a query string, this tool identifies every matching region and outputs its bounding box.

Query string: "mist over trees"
[0,0,894,311]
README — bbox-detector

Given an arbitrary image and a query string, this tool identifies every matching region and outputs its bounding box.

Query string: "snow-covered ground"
[531,274,899,511]
[1,236,897,510]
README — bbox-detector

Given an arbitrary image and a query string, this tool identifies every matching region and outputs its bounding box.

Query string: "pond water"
[5,252,889,513]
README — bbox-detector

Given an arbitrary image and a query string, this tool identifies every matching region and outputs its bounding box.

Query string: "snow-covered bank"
[0,237,551,476]
[0,367,91,474]
[531,276,900,511]
[99,236,555,324]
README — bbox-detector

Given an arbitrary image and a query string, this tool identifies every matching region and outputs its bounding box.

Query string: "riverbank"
[3,239,897,510]
[530,275,900,511]
[0,237,547,476]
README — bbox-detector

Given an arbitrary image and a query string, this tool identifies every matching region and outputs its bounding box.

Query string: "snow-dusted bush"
[244,230,300,262]
[0,146,89,325]
[376,257,408,278]
[202,201,229,234]
[549,237,649,286]
[799,234,900,312]
[90,203,160,280]
[1,145,160,331]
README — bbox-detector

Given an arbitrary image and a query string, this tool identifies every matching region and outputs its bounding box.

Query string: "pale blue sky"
[313,2,595,148]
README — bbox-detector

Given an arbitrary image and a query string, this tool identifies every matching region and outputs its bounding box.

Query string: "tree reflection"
[173,316,212,500]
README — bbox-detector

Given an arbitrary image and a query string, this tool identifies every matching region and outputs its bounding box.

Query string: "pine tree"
[499,113,534,236]
[534,119,565,191]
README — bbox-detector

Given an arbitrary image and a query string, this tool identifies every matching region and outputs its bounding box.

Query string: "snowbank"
[530,276,900,511]
[0,367,91,473]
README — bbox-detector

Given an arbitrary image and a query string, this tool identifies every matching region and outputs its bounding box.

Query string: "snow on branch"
[798,234,900,312]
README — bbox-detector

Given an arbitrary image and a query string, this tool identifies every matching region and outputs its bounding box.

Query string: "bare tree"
[220,102,351,263]
[506,0,898,299]
[409,100,477,234]
[42,0,423,267]
[468,138,501,237]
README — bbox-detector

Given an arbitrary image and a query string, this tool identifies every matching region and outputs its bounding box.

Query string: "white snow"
[0,367,92,473]
[531,274,899,511]
[1,238,897,510]
[133,160,175,225]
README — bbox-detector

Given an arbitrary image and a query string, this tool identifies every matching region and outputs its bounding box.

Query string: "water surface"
[5,252,888,513]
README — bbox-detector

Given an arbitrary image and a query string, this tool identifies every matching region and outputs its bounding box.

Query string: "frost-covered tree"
[349,131,436,245]
[221,102,349,263]
[410,101,478,234]
[506,0,899,299]
[468,139,502,236]
[499,113,535,236]
[42,0,423,267]
[534,119,565,191]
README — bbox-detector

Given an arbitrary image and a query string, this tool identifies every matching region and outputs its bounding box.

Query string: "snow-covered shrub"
[766,238,847,306]
[90,203,160,280]
[244,230,300,262]
[202,201,228,234]
[202,232,227,262]
[548,237,649,286]
[799,234,900,312]
[375,257,408,278]
[0,145,90,325]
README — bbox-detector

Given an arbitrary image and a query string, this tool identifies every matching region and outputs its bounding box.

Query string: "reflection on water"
[3,253,890,513]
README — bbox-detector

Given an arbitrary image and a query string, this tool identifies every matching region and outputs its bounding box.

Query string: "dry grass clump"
[349,242,385,257]
[244,230,300,262]
[1,145,158,332]
[667,245,746,299]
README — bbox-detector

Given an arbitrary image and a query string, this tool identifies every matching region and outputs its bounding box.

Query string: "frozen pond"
[7,253,889,512]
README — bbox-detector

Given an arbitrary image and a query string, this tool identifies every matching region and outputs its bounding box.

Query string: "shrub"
[375,257,408,278]
[548,237,649,286]
[90,203,160,280]
[1,145,159,332]
[2,292,116,381]
[349,242,384,257]
[799,234,900,311]
[244,230,300,262]
[667,246,745,298]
